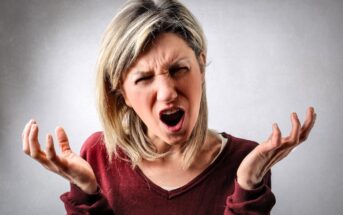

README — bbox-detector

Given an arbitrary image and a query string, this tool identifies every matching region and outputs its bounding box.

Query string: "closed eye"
[134,75,153,84]
[169,67,189,77]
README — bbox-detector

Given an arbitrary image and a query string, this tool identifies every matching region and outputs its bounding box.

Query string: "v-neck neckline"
[134,133,231,199]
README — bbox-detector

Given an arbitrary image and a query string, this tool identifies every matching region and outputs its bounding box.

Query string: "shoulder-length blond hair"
[96,0,208,168]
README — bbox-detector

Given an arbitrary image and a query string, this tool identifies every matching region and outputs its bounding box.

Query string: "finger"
[299,106,317,142]
[46,134,57,161]
[22,119,35,154]
[288,112,301,144]
[22,119,35,139]
[29,123,43,159]
[258,123,282,172]
[45,134,66,170]
[263,123,282,151]
[270,123,282,148]
[55,127,71,153]
[259,123,282,155]
[302,107,316,130]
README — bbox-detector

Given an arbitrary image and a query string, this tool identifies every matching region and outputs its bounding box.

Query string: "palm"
[48,150,95,187]
[22,122,97,194]
[237,107,316,190]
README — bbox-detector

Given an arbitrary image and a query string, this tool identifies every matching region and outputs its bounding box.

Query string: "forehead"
[128,33,196,73]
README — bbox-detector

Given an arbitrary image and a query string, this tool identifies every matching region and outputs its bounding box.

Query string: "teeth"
[161,107,180,115]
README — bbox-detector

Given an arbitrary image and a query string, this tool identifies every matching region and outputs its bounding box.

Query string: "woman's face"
[122,33,204,150]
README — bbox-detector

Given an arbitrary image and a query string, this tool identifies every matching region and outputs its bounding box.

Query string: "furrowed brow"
[132,70,153,76]
[171,57,190,65]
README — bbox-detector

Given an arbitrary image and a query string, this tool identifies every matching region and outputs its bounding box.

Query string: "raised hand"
[237,107,317,190]
[22,120,97,194]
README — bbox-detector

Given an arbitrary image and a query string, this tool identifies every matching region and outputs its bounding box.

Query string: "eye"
[134,75,153,85]
[169,66,189,77]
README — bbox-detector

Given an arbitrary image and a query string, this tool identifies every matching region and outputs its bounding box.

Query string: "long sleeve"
[59,132,115,215]
[60,183,114,215]
[224,171,276,215]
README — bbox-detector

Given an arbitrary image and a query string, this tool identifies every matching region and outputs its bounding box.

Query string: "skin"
[123,33,220,187]
[237,108,316,189]
[22,122,97,194]
[121,33,205,153]
[22,32,317,193]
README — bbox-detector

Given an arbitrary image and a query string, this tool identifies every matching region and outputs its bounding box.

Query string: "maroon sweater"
[60,132,275,214]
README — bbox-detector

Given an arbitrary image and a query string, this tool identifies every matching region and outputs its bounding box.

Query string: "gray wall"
[1,0,342,214]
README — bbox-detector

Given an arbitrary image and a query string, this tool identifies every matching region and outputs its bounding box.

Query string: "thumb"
[55,127,71,152]
[259,123,282,153]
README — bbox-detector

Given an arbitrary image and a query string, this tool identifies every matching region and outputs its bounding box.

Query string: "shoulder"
[79,131,107,161]
[222,133,258,151]
[220,132,259,163]
[79,132,128,164]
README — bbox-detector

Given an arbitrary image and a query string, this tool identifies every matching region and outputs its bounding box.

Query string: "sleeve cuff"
[67,183,103,205]
[232,179,266,203]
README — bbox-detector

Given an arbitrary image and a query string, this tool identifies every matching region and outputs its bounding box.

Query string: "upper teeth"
[162,108,180,115]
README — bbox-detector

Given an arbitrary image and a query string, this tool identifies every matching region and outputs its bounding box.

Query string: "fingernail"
[292,112,298,119]
[309,106,314,112]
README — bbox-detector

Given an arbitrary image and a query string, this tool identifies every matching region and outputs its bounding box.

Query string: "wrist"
[74,180,98,194]
[83,182,98,194]
[237,177,261,190]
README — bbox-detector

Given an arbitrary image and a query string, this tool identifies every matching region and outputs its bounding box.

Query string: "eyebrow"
[132,57,191,76]
[132,70,153,76]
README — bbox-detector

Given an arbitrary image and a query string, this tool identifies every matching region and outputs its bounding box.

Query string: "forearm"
[224,171,275,215]
[60,183,114,215]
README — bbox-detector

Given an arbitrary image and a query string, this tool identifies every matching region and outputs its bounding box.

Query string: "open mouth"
[160,108,185,127]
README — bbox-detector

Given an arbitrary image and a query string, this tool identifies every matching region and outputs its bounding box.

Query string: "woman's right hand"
[22,120,97,194]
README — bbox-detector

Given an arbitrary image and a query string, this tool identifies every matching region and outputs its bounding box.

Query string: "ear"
[123,95,132,107]
[198,52,206,81]
[118,88,132,107]
[199,52,206,67]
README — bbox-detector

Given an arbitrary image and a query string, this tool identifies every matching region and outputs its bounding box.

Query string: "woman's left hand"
[236,107,317,190]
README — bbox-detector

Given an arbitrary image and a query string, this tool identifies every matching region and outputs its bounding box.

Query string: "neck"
[147,134,185,154]
[143,129,220,169]
[136,130,222,189]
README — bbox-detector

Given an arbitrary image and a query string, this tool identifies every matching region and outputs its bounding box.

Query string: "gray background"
[1,0,342,214]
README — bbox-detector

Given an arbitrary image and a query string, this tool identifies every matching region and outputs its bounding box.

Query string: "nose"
[156,73,177,103]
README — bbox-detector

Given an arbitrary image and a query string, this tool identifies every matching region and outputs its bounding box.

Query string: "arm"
[22,120,114,214]
[60,183,114,215]
[60,133,115,214]
[225,107,316,214]
[225,172,275,215]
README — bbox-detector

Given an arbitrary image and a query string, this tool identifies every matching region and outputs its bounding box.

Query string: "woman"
[22,0,316,214]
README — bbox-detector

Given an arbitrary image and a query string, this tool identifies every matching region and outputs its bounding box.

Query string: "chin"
[164,128,194,145]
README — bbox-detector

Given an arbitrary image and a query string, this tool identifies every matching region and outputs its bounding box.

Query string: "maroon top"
[60,132,275,214]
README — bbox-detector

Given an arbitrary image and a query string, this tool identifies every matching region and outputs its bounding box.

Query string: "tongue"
[161,110,184,126]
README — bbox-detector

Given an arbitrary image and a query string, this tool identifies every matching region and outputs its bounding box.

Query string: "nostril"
[156,88,178,102]
[156,80,178,102]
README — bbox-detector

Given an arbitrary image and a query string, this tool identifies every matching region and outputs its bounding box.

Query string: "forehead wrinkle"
[150,47,175,72]
[128,34,194,78]
[137,49,183,74]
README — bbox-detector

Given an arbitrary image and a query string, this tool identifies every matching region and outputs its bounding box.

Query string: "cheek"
[127,90,154,120]
[188,73,203,102]
[180,73,203,115]
[191,75,203,117]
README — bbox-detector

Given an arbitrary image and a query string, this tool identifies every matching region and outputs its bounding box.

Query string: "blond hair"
[96,0,208,168]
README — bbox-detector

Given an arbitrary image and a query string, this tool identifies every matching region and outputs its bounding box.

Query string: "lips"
[159,107,185,131]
